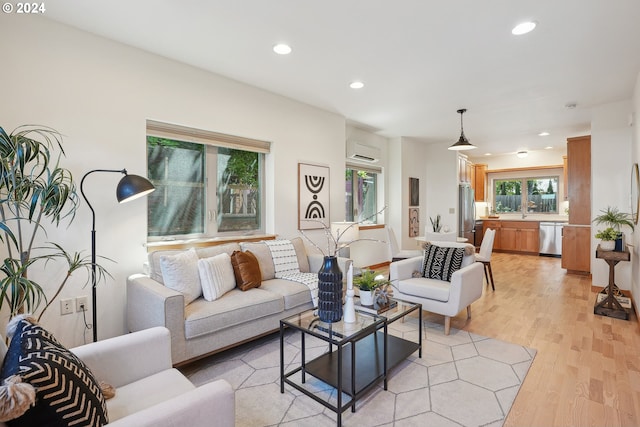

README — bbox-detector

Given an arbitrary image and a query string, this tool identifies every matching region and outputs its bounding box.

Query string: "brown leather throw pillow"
[231,250,262,291]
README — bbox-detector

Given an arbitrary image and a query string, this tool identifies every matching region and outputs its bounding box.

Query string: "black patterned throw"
[0,318,108,427]
[421,244,464,282]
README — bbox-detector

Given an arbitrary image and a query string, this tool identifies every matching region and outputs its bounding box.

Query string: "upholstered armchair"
[0,326,234,427]
[389,241,484,334]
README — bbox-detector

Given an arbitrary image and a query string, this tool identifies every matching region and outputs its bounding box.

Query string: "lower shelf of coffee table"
[304,331,419,395]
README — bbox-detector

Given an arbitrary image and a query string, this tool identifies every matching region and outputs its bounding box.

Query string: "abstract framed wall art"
[409,177,419,207]
[298,163,330,230]
[409,207,420,237]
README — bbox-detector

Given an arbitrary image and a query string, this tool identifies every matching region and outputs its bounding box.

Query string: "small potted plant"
[593,206,635,251]
[354,269,391,306]
[594,227,618,251]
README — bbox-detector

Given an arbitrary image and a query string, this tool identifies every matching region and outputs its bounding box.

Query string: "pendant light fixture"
[448,108,477,151]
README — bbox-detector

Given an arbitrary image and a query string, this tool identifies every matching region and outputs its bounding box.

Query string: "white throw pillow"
[159,248,201,305]
[197,253,237,301]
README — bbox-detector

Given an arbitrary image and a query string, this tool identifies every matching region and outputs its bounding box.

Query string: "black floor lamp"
[80,169,155,342]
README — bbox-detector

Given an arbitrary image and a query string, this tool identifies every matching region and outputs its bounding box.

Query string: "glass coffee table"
[280,299,421,426]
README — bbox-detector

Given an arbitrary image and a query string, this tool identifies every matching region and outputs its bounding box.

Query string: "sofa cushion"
[147,243,241,285]
[290,237,310,273]
[397,277,451,302]
[231,250,262,291]
[197,253,236,301]
[260,278,314,310]
[160,248,202,305]
[184,288,283,338]
[106,368,194,423]
[240,242,276,280]
[421,244,464,282]
[0,318,108,426]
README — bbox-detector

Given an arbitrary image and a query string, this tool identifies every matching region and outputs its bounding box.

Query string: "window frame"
[492,174,560,215]
[345,162,382,224]
[146,120,269,241]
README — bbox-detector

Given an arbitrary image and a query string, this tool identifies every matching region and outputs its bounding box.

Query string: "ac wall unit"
[346,140,381,163]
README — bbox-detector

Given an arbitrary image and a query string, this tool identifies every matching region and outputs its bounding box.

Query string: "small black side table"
[594,245,630,320]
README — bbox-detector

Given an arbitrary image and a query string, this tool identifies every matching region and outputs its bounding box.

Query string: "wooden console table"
[594,245,630,320]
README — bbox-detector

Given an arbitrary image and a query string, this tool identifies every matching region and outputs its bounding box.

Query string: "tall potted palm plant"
[0,125,107,320]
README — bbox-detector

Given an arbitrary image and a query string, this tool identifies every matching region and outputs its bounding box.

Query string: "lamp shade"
[331,221,360,243]
[448,108,477,151]
[116,173,155,203]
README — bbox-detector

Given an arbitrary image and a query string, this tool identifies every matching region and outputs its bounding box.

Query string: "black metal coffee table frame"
[280,299,422,426]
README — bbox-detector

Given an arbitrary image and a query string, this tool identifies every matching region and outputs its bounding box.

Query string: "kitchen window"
[494,176,559,214]
[345,165,379,224]
[146,120,268,240]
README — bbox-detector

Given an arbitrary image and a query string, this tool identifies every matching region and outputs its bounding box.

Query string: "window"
[345,166,379,223]
[146,121,268,239]
[494,176,559,214]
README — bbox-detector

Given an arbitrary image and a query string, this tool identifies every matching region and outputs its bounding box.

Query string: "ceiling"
[43,0,640,156]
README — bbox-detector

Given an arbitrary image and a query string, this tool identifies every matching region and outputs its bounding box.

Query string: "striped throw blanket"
[264,239,318,307]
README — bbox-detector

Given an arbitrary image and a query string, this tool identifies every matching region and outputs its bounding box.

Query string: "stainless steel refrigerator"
[459,184,476,243]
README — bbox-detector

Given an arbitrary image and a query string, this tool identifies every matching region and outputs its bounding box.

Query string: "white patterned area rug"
[180,317,536,427]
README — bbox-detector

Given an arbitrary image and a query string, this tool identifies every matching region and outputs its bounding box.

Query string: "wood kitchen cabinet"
[499,221,539,253]
[458,155,474,184]
[561,225,591,273]
[566,136,591,225]
[563,135,591,274]
[474,164,487,201]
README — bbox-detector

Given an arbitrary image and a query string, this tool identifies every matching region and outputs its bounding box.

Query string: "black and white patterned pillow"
[0,318,108,426]
[421,244,465,282]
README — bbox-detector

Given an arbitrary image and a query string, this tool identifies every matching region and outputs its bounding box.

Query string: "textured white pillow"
[159,248,201,305]
[197,253,236,301]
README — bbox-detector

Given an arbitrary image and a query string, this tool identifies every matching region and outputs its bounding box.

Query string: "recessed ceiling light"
[538,131,550,136]
[273,44,292,55]
[512,21,537,35]
[349,81,364,89]
[545,146,553,150]
[484,153,492,156]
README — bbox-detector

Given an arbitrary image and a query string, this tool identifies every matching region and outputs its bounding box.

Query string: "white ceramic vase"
[599,240,615,251]
[359,290,374,306]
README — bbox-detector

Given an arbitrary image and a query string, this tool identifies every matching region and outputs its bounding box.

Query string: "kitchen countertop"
[478,215,568,223]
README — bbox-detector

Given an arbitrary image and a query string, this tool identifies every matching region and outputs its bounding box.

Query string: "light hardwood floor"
[415,252,640,426]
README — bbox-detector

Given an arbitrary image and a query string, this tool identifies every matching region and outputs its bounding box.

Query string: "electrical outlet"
[76,296,88,312]
[60,299,73,315]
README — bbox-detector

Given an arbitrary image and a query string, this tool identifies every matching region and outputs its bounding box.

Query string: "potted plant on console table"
[593,206,635,251]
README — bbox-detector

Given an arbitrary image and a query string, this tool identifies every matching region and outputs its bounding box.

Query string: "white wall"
[591,100,634,290]
[632,72,640,311]
[1,16,347,346]
[425,143,459,234]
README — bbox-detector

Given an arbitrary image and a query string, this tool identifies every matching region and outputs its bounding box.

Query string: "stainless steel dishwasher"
[539,222,564,257]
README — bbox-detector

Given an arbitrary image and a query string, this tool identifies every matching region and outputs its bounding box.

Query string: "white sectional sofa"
[127,237,344,365]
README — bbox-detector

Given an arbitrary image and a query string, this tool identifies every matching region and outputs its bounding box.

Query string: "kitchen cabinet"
[562,155,568,201]
[499,221,539,253]
[483,220,539,254]
[474,164,487,201]
[566,136,591,225]
[561,225,591,273]
[563,135,591,274]
[458,155,474,184]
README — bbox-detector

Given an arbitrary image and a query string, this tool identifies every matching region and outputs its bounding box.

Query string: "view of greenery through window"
[345,168,378,223]
[147,136,262,238]
[494,176,559,214]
